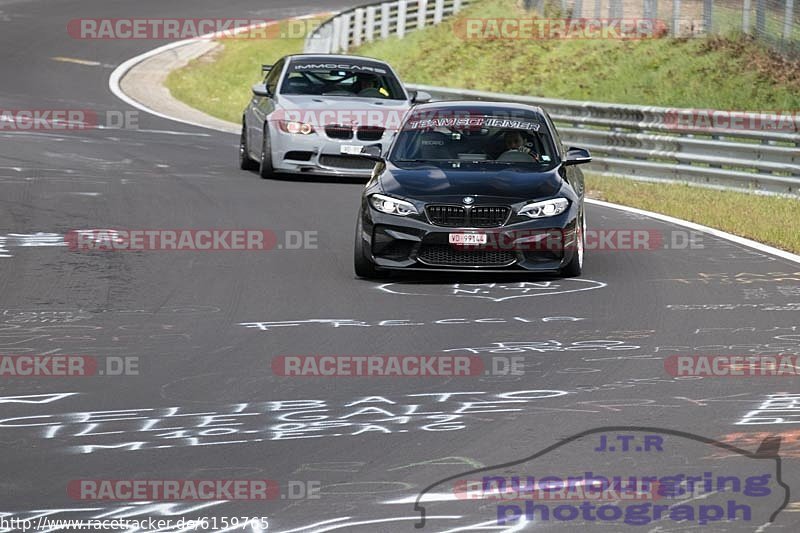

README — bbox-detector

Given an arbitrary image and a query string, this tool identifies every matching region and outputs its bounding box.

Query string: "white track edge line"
[108,14,323,133]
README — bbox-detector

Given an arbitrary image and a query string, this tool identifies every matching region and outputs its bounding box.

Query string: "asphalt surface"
[1,0,799,531]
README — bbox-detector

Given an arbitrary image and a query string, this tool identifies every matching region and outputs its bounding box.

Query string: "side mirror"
[410,90,432,104]
[564,147,591,166]
[251,83,270,97]
[358,144,384,162]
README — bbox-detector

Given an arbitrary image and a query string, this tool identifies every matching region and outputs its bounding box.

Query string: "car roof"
[285,54,393,65]
[408,100,547,117]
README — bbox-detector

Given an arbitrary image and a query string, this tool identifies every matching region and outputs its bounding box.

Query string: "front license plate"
[449,233,487,245]
[340,144,362,155]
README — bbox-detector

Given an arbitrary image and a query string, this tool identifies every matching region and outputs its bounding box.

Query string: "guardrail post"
[672,0,681,35]
[784,0,795,41]
[742,0,752,33]
[381,3,391,39]
[755,0,766,37]
[397,0,408,37]
[353,8,365,47]
[339,12,351,51]
[365,6,376,41]
[418,0,428,29]
[453,0,462,12]
[331,16,342,53]
[434,0,445,23]
[609,0,623,19]
[703,0,712,34]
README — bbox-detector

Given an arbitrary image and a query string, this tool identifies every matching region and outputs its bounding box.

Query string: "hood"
[379,161,564,201]
[274,96,411,130]
[277,95,409,112]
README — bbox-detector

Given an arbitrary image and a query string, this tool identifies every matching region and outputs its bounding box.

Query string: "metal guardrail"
[305,2,800,195]
[411,85,800,195]
[304,0,473,53]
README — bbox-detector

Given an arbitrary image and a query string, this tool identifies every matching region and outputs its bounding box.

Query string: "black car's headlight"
[518,198,569,218]
[369,194,418,216]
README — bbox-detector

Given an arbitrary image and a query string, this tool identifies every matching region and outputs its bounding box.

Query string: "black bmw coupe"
[354,101,592,278]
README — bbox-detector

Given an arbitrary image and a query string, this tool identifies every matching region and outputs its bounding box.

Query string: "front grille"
[426,205,466,226]
[471,206,511,227]
[418,245,516,266]
[319,155,375,170]
[325,124,353,139]
[357,126,384,141]
[426,205,510,227]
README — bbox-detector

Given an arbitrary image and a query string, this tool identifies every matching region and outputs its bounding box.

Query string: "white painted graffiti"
[658,271,800,285]
[736,393,800,426]
[654,342,800,354]
[0,390,569,453]
[2,309,92,324]
[239,316,585,331]
[742,286,800,300]
[443,340,641,354]
[667,303,800,311]
[694,326,799,335]
[377,279,606,302]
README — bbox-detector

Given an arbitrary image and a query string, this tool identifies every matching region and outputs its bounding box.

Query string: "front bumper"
[360,203,581,273]
[269,126,387,177]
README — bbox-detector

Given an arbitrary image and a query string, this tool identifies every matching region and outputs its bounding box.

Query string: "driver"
[354,74,388,97]
[501,131,538,160]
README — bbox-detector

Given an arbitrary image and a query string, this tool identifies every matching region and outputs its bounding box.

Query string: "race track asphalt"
[0,1,799,530]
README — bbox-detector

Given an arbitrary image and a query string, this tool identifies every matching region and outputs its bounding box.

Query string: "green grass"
[354,0,800,109]
[586,174,800,253]
[165,19,319,124]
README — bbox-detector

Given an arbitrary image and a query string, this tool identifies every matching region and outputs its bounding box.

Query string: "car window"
[280,60,405,99]
[265,59,284,95]
[390,113,557,167]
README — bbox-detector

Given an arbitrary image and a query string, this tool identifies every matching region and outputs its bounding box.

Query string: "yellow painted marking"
[51,56,102,66]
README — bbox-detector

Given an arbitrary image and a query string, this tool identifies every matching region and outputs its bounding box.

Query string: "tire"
[353,211,383,279]
[239,120,259,171]
[559,211,584,278]
[259,126,275,179]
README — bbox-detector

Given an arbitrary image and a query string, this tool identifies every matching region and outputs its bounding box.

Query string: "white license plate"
[340,144,363,155]
[449,233,487,245]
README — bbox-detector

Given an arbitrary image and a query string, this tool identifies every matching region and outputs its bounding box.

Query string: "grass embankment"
[164,5,799,252]
[587,175,800,253]
[354,0,800,109]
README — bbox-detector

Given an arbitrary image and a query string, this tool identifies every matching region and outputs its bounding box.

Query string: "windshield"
[389,113,557,166]
[281,60,406,99]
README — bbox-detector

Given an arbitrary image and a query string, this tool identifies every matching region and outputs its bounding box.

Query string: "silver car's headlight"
[519,198,569,218]
[278,120,314,135]
[369,194,418,216]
